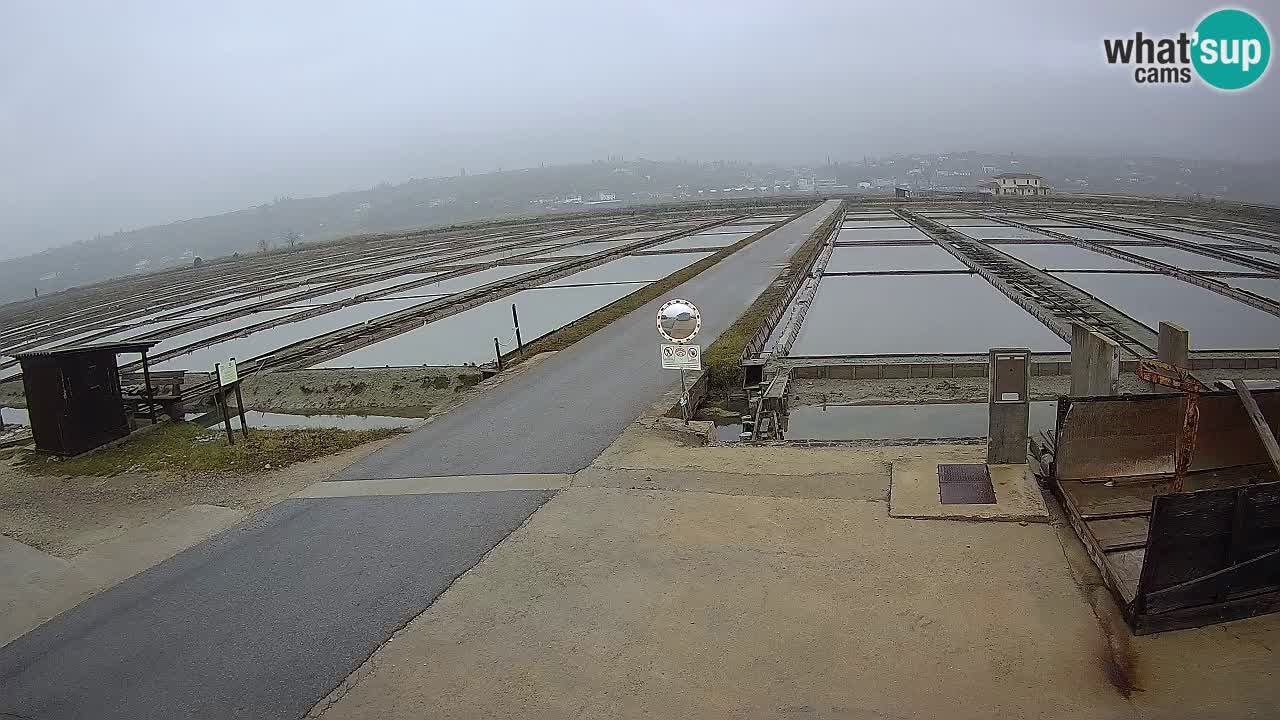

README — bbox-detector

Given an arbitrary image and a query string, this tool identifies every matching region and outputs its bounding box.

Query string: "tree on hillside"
[258,237,269,253]
[284,230,301,249]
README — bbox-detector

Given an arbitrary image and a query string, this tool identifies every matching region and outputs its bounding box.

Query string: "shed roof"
[9,340,160,361]
[994,172,1043,179]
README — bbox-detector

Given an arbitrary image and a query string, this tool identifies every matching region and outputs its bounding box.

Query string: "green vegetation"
[423,375,451,390]
[508,211,808,362]
[702,205,843,392]
[15,421,401,478]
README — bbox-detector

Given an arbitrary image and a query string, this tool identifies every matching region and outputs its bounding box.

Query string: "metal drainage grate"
[938,463,996,504]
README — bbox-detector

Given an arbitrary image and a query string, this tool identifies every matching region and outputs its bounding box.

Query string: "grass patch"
[15,421,401,477]
[702,204,843,392]
[507,209,812,363]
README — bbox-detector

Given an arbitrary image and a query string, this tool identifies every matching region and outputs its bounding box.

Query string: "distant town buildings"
[980,173,1050,197]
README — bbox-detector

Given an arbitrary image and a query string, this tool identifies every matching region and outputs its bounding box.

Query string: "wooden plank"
[1108,549,1146,604]
[1233,379,1280,482]
[1146,547,1280,609]
[1081,508,1150,521]
[1136,588,1280,635]
[1060,479,1161,518]
[1090,516,1150,552]
[1100,534,1150,553]
[1139,482,1280,617]
[1052,477,1142,607]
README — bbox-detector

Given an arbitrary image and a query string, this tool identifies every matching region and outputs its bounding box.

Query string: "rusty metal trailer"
[1049,389,1280,634]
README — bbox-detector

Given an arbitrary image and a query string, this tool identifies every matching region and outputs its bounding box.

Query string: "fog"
[2,0,1276,259]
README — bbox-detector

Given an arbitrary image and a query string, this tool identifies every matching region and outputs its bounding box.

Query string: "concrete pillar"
[1157,321,1190,368]
[1070,323,1120,396]
[988,347,1031,465]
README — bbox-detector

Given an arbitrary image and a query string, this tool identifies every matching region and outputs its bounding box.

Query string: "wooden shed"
[9,341,160,457]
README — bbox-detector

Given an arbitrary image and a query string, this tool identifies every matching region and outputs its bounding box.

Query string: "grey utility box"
[987,347,1031,465]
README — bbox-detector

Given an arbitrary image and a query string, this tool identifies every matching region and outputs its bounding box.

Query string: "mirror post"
[679,368,689,424]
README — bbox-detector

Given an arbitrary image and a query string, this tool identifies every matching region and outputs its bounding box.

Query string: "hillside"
[4,154,1277,306]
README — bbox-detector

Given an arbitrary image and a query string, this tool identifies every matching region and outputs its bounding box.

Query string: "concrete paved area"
[0,491,553,720]
[311,483,1280,720]
[890,461,1048,521]
[335,200,841,479]
[310,486,1129,719]
[308,428,1280,720]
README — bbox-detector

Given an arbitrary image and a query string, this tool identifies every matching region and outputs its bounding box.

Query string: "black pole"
[141,349,157,424]
[512,303,523,356]
[234,382,248,439]
[494,337,504,371]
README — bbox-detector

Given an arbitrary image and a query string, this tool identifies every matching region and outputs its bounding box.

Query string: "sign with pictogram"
[660,343,701,371]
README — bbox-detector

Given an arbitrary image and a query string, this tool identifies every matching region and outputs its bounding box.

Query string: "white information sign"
[660,343,701,371]
[216,358,239,388]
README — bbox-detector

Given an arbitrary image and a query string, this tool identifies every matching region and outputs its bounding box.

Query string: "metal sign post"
[679,369,689,422]
[214,358,248,444]
[213,363,234,445]
[656,299,702,425]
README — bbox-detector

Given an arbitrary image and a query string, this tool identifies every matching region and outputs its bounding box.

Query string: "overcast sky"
[1,1,1276,259]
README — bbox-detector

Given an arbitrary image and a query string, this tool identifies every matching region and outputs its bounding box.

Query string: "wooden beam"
[1232,379,1280,482]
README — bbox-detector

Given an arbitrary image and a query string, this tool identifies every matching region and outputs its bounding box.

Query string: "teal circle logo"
[1192,9,1270,90]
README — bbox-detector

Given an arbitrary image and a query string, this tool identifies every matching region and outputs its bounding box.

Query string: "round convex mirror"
[656,299,701,343]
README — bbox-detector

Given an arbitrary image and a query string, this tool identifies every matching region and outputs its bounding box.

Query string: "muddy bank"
[191,367,484,417]
[3,367,484,417]
[0,379,23,408]
[788,368,1280,407]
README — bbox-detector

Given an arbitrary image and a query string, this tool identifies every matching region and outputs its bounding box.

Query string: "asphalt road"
[337,199,842,479]
[0,201,839,720]
[0,492,554,720]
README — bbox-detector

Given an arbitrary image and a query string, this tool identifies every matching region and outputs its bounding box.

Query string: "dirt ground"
[0,436,392,557]
[0,380,23,409]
